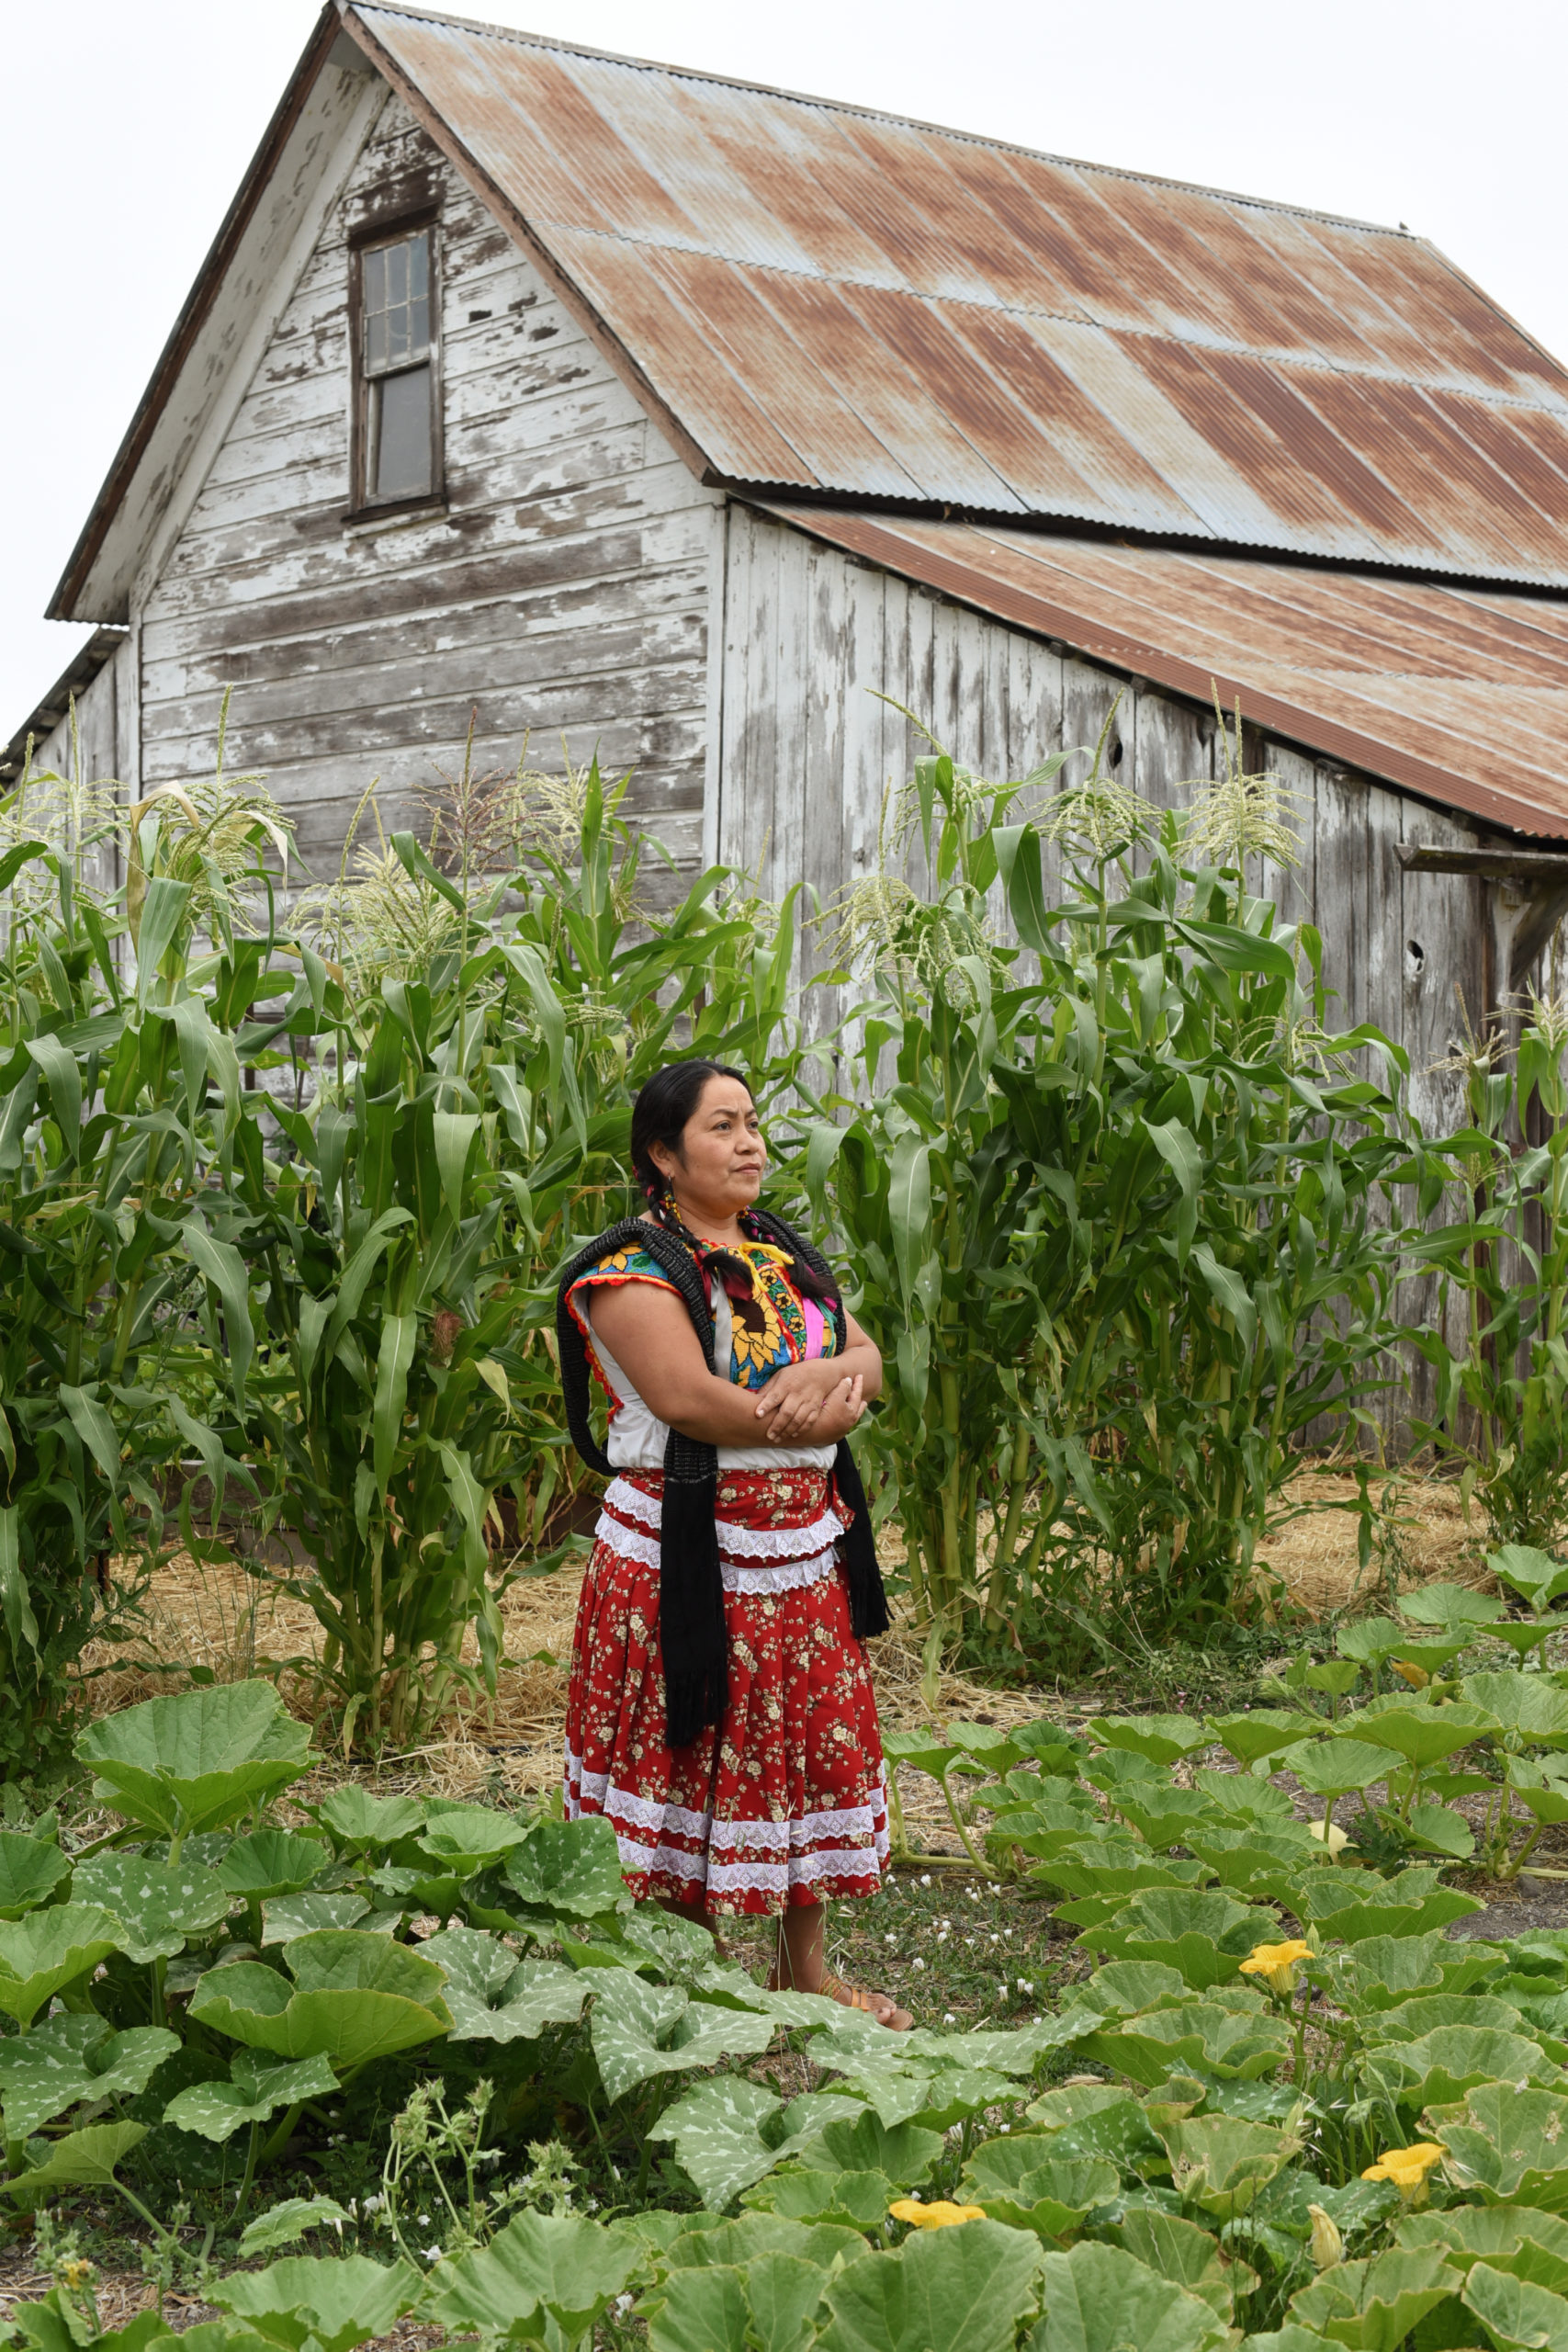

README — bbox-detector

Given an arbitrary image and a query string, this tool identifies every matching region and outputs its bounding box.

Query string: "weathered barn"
[12,0,1568,1167]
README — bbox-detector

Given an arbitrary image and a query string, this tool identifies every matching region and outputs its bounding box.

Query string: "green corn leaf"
[182,1222,254,1409]
[372,1312,417,1487]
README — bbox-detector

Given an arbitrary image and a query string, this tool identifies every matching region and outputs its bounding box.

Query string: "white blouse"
[583,1283,838,1473]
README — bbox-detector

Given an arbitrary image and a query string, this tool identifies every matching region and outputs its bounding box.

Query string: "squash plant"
[20,1672,1568,2348]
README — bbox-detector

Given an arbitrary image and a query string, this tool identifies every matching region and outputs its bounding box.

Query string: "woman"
[556,1059,910,2028]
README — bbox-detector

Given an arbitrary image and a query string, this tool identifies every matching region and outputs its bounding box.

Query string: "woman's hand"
[753,1359,865,1444]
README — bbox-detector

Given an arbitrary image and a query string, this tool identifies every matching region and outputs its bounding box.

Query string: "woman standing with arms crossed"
[556,1059,911,2027]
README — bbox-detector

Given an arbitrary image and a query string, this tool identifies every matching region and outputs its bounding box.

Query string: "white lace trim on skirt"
[592,1506,841,1594]
[601,1476,845,1560]
[564,1748,890,1888]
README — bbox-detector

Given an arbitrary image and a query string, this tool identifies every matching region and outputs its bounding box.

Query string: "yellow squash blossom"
[1391,1659,1430,1690]
[1308,1820,1349,1856]
[1307,2205,1344,2270]
[1238,1939,1314,1996]
[1362,2143,1446,2206]
[889,2199,987,2230]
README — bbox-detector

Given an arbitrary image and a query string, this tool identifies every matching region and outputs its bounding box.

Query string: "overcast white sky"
[3,0,1563,740]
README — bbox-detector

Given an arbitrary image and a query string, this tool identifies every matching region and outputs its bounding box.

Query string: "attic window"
[354,221,442,509]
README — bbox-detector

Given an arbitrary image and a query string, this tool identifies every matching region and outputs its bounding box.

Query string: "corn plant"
[1406,991,1568,1549]
[791,737,1411,1668]
[0,728,286,1774]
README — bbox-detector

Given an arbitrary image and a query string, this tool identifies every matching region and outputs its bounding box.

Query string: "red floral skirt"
[563,1466,889,1917]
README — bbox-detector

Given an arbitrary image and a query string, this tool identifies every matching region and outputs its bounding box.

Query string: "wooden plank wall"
[719,506,1495,1449]
[13,643,130,914]
[137,95,720,893]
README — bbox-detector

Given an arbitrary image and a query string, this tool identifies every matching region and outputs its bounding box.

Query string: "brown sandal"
[769,1962,914,2030]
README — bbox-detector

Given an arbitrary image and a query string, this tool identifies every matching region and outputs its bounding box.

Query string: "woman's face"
[654,1074,766,1216]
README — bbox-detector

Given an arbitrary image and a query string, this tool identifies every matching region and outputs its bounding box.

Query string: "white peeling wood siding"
[11,641,133,915]
[136,95,721,885]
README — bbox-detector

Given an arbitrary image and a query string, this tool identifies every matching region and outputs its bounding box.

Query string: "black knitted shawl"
[556,1206,890,1748]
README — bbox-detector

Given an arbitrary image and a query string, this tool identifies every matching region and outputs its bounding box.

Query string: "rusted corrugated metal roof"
[347,1,1568,587]
[759,503,1568,839]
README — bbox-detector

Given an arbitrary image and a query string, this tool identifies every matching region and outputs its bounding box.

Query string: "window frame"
[347,203,445,520]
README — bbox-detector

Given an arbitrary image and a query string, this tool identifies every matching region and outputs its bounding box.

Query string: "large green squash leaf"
[647,2253,826,2352]
[1206,1711,1318,1766]
[1489,1547,1568,1611]
[416,1804,535,1877]
[1112,2210,1253,2321]
[590,1969,774,2102]
[1083,1889,1270,1988]
[423,2211,642,2344]
[788,2109,942,2190]
[960,2140,1120,2237]
[313,1788,427,1853]
[1400,2203,1568,2291]
[77,1682,310,1842]
[163,2050,339,2143]
[1440,2084,1568,2208]
[653,2076,867,2211]
[0,1833,71,1920]
[1344,1702,1498,1769]
[73,1851,234,1962]
[1363,1995,1529,2045]
[1362,2025,1559,2110]
[1462,2260,1568,2352]
[1031,2241,1230,2352]
[1080,2000,1292,2086]
[217,1831,331,1904]
[654,2212,868,2269]
[1157,2113,1301,2218]
[1331,1932,1505,2011]
[1288,2248,1455,2352]
[817,2217,1043,2352]
[0,2017,177,2140]
[1464,1674,1568,1747]
[1088,1715,1208,1766]
[189,1930,452,2066]
[502,1815,628,1921]
[0,1905,126,2028]
[1281,1737,1400,1797]
[750,2170,895,2230]
[422,1927,590,2042]
[1292,1868,1483,1943]
[212,2256,423,2352]
[3,2120,147,2203]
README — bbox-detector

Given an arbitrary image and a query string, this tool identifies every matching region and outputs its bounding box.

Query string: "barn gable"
[132,86,720,880]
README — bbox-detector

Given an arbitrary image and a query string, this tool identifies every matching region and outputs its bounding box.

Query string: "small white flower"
[423,2248,441,2266]
[942,2012,956,2026]
[990,1934,1000,1945]
[885,1933,897,1946]
[999,2123,1010,2134]
[615,2297,633,2317]
[912,1957,925,1971]
[361,2194,384,2214]
[417,2212,431,2227]
[1017,1979,1032,1995]
[919,1874,932,1887]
